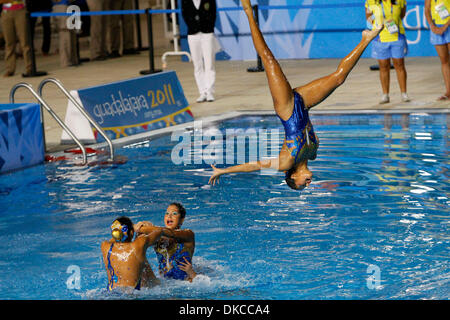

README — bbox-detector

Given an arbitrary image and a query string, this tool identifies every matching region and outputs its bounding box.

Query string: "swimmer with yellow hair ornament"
[208,0,383,190]
[100,216,162,292]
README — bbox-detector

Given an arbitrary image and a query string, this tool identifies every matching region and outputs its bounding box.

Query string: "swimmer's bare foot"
[241,0,252,13]
[362,24,383,43]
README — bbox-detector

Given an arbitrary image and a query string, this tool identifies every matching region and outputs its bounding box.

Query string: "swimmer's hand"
[134,221,155,234]
[209,164,225,186]
[179,257,196,282]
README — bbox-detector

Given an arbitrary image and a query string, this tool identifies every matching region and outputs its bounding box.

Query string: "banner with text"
[62,71,193,143]
[179,0,435,60]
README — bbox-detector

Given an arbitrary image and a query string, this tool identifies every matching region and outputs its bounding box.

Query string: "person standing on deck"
[181,0,218,102]
[0,0,33,77]
[425,0,450,100]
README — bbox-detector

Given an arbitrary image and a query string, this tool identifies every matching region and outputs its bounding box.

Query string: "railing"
[37,78,115,162]
[9,83,88,165]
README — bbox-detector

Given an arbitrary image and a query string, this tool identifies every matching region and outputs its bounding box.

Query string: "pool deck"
[0,13,448,152]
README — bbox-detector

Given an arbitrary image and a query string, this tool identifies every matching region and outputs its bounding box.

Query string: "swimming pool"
[0,112,448,300]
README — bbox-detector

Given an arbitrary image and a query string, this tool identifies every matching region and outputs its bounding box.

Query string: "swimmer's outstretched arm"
[208,156,291,185]
[135,223,194,244]
[161,228,194,244]
[134,227,164,250]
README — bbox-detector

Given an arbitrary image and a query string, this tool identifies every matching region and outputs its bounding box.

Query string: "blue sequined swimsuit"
[155,242,191,280]
[278,91,319,164]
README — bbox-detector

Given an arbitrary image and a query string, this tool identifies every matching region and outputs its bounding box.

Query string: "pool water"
[0,113,448,300]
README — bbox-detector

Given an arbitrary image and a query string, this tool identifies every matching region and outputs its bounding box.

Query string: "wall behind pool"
[178,0,434,60]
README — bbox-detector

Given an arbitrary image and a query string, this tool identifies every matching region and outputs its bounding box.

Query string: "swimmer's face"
[292,167,313,190]
[164,204,184,230]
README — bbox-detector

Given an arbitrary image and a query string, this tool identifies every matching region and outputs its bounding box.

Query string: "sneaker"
[379,94,390,104]
[3,71,14,77]
[206,93,215,102]
[401,93,410,102]
[196,93,207,103]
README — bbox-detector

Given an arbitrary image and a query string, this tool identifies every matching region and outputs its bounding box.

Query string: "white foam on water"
[79,256,253,300]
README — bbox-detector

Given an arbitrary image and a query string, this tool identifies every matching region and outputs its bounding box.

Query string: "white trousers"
[188,32,216,96]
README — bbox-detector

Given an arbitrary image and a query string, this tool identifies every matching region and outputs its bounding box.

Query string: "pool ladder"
[10,78,115,165]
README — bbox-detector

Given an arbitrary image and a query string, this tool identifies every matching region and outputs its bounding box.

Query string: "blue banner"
[0,103,44,174]
[77,71,194,140]
[179,0,435,60]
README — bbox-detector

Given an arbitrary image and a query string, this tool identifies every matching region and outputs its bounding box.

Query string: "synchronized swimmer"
[209,0,383,190]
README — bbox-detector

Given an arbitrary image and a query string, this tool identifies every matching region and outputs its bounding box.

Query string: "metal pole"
[134,0,145,51]
[140,9,161,75]
[76,34,89,63]
[247,4,264,73]
[171,0,178,52]
[23,11,47,77]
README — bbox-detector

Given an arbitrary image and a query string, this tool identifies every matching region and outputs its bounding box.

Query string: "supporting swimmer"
[101,216,162,291]
[135,203,197,282]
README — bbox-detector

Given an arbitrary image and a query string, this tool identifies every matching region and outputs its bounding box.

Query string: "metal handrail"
[161,0,191,69]
[10,83,88,165]
[38,78,114,161]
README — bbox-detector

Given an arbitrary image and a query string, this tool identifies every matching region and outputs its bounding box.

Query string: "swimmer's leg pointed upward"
[295,26,383,109]
[241,0,295,121]
[241,0,383,118]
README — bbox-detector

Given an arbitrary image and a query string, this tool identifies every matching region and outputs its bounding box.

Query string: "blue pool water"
[0,113,448,300]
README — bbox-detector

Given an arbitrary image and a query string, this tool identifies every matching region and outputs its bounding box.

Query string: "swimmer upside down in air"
[209,0,383,190]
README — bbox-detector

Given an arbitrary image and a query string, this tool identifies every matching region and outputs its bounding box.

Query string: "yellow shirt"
[431,0,450,25]
[365,0,407,42]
